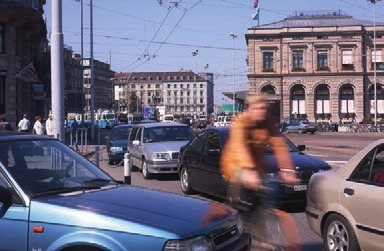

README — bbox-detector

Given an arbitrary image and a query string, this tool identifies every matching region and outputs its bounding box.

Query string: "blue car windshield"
[144,126,194,142]
[0,140,116,197]
[111,127,131,139]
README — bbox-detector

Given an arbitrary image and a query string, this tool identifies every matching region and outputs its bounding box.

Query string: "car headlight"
[157,153,171,160]
[110,146,123,152]
[163,235,213,251]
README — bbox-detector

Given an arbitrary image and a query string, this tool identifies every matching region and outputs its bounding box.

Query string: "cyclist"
[220,94,302,250]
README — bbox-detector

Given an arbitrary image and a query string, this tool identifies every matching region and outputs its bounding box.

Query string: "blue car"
[106,124,133,165]
[0,132,251,250]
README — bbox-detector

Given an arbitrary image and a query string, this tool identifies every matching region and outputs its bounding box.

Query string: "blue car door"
[0,177,29,251]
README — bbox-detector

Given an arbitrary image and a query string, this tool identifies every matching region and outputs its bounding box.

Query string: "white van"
[214,116,234,127]
[163,115,175,123]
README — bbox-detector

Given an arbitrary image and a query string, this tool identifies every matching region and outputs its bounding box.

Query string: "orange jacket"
[220,112,294,182]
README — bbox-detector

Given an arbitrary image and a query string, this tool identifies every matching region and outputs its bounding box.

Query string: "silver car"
[128,122,194,179]
[286,120,317,134]
[306,139,384,250]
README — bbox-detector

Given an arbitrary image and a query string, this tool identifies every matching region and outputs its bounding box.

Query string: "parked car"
[128,122,195,179]
[306,139,384,251]
[105,124,132,165]
[285,120,317,134]
[162,114,175,123]
[0,131,251,250]
[192,119,208,129]
[178,127,332,208]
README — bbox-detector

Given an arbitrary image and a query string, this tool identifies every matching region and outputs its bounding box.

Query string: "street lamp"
[229,32,237,115]
[368,0,381,127]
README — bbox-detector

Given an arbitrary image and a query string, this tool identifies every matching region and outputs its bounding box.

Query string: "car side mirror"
[297,144,306,151]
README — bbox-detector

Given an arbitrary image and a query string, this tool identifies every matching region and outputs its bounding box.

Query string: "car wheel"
[323,214,360,251]
[108,158,115,165]
[142,158,151,179]
[180,166,194,194]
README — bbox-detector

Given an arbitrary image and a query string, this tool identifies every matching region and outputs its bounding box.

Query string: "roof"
[131,122,189,128]
[252,11,384,29]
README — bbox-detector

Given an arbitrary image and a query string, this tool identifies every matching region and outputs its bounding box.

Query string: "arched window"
[369,84,384,117]
[261,85,276,95]
[291,85,306,119]
[315,84,330,118]
[339,84,355,118]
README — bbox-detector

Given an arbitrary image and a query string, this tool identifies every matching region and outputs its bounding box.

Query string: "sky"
[43,0,384,104]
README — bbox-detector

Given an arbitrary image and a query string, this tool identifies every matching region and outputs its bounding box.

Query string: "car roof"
[131,122,188,128]
[0,131,55,142]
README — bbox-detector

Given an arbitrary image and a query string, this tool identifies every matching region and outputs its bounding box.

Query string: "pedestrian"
[18,114,31,132]
[33,116,44,135]
[0,114,13,131]
[45,114,54,137]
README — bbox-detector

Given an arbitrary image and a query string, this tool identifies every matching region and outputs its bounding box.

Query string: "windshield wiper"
[82,178,115,186]
[33,185,101,197]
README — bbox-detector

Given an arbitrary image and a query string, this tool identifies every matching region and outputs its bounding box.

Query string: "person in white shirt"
[33,116,44,135]
[18,114,31,132]
[45,114,54,137]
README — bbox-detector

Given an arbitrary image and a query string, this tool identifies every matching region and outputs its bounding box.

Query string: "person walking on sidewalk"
[18,114,31,133]
[33,116,44,135]
[45,114,54,137]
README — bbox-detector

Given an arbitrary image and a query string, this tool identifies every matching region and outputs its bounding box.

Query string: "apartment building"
[114,71,214,118]
[82,58,115,112]
[246,11,384,123]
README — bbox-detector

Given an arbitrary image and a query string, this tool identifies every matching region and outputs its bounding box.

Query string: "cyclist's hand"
[239,169,262,190]
[279,169,299,185]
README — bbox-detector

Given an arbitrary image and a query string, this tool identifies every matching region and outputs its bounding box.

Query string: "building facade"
[114,71,214,118]
[246,11,384,124]
[82,58,115,112]
[0,0,47,127]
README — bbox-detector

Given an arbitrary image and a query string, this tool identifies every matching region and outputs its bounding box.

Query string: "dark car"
[0,131,251,250]
[177,127,332,208]
[105,124,133,165]
[192,119,208,129]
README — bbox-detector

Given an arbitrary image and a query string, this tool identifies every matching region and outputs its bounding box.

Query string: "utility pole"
[51,0,65,140]
[229,32,237,115]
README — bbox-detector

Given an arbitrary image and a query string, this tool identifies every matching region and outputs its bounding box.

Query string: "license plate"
[294,185,307,191]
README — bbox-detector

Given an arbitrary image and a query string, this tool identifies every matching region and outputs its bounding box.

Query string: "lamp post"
[369,0,381,126]
[229,32,237,115]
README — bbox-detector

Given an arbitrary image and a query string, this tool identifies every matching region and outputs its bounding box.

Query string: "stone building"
[0,0,47,128]
[114,71,214,118]
[246,11,384,124]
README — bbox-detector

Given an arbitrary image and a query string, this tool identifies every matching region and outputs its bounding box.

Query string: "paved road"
[80,131,384,251]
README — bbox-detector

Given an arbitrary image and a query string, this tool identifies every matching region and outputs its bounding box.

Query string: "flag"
[16,62,39,82]
[253,0,259,8]
[251,7,260,20]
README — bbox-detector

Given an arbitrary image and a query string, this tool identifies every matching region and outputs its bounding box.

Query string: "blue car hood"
[265,151,331,172]
[109,139,128,147]
[29,186,236,239]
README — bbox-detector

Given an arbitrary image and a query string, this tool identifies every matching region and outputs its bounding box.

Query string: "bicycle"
[227,179,302,250]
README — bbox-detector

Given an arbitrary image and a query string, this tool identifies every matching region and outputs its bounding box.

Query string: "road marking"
[326,161,347,164]
[307,153,328,157]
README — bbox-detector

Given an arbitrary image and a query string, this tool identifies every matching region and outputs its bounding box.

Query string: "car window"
[189,132,208,153]
[206,132,221,152]
[111,127,131,139]
[0,140,115,197]
[143,126,194,142]
[135,128,142,141]
[350,145,384,184]
[129,127,138,141]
